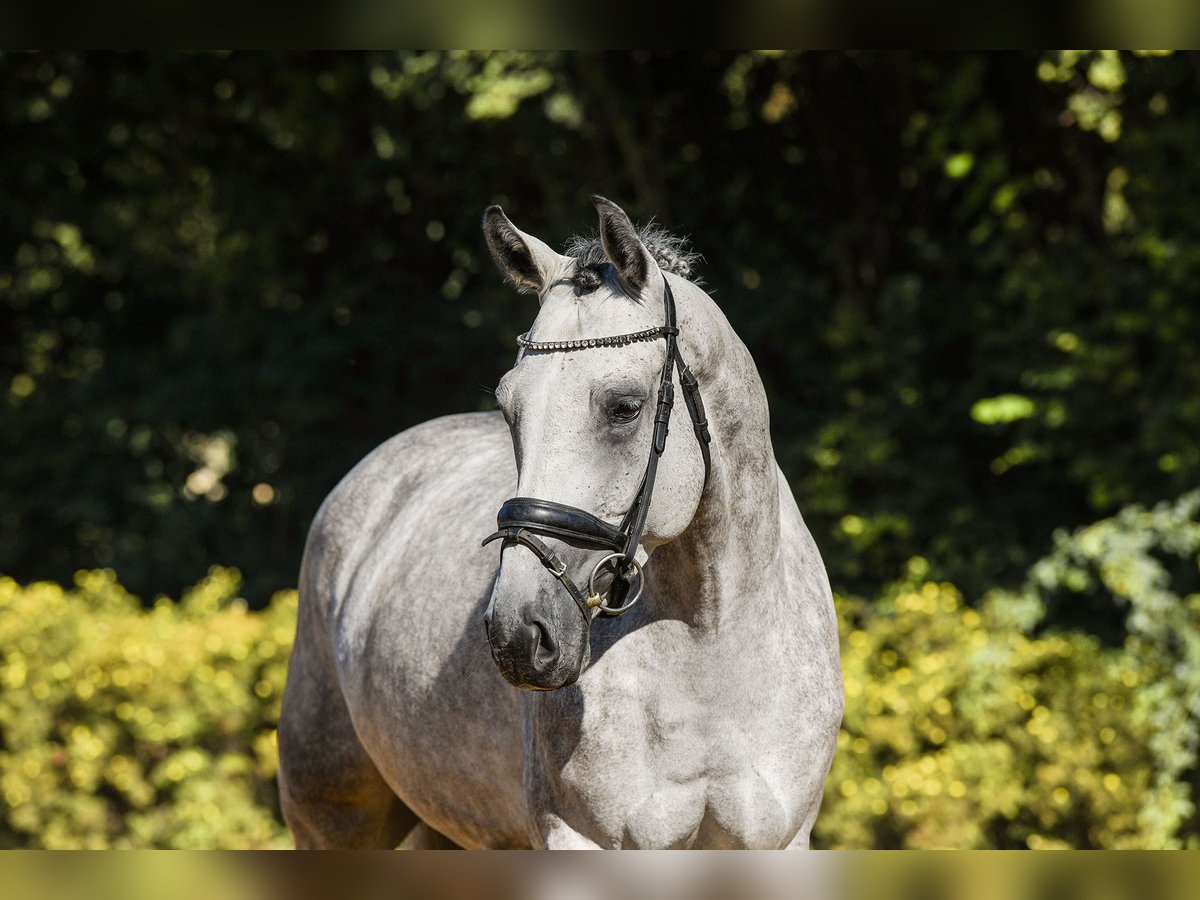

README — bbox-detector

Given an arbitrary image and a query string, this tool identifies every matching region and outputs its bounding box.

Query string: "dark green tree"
[2,52,1197,617]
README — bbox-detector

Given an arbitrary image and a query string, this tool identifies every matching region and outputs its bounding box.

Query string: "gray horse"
[277,196,843,849]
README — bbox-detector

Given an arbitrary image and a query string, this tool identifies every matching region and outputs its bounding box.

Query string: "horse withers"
[277,196,844,849]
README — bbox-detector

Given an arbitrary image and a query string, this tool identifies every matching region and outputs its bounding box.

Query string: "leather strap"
[677,361,711,482]
[496,497,625,551]
[482,528,593,621]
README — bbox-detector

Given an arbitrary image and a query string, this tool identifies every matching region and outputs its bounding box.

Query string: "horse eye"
[610,398,643,424]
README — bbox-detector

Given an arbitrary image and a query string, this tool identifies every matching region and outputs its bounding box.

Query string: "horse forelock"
[563,223,702,293]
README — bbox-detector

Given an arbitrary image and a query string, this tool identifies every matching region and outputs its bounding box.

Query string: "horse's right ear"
[482,206,563,297]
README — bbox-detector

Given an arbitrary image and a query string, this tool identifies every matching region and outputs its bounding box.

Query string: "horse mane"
[564,223,702,292]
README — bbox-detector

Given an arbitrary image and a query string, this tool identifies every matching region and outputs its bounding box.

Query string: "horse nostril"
[527,619,560,672]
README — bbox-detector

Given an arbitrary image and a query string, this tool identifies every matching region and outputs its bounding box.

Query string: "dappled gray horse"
[278,196,843,849]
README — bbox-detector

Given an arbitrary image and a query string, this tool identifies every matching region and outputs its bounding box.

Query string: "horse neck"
[650,295,783,632]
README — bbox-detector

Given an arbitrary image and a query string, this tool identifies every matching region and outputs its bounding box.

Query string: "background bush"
[814,491,1200,848]
[818,575,1159,848]
[0,568,292,848]
[1,494,1195,848]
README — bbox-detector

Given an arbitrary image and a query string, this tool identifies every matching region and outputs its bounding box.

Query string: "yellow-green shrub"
[0,567,295,848]
[813,567,1163,849]
[0,551,1187,849]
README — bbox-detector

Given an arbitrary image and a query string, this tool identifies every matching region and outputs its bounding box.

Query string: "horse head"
[481,196,712,690]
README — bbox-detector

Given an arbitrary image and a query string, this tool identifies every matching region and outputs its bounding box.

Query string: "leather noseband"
[493,498,626,551]
[483,275,711,622]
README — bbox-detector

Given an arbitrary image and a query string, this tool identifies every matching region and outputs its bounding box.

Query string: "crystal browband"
[515,325,677,352]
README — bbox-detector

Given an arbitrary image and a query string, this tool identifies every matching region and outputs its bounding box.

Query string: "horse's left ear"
[591,195,660,296]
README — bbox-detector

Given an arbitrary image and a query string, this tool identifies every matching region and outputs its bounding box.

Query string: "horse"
[277,195,843,849]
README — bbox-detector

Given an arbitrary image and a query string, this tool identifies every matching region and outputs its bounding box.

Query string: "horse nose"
[521,616,560,674]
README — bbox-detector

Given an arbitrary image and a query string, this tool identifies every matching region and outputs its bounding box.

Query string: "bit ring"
[587,553,644,615]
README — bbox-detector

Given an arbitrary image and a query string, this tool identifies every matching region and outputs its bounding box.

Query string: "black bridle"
[483,275,712,622]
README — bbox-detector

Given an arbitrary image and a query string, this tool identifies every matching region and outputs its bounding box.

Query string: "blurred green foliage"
[4,52,1199,608]
[0,568,292,848]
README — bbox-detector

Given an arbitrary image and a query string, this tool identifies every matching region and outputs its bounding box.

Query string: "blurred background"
[1,51,1198,848]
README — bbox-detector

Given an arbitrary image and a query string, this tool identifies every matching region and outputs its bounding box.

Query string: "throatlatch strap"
[677,360,711,484]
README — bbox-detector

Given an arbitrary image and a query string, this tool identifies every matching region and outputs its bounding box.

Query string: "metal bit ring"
[586,553,644,615]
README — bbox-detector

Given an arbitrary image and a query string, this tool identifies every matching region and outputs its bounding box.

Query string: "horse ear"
[591,194,660,295]
[482,206,562,296]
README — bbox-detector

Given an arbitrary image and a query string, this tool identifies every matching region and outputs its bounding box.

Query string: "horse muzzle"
[484,576,587,691]
[482,497,645,623]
